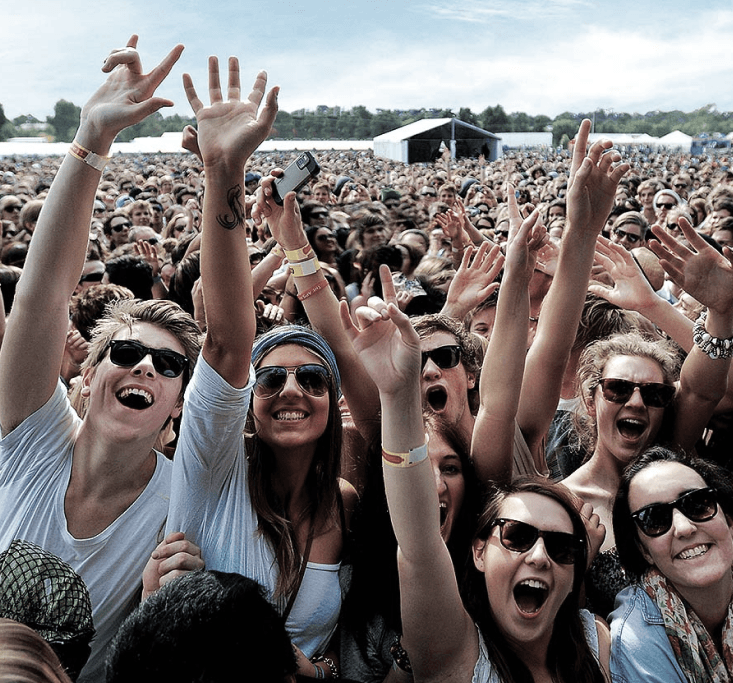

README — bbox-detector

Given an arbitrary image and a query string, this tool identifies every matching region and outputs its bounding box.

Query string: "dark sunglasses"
[79,271,105,284]
[493,519,584,565]
[111,222,132,232]
[597,378,676,408]
[316,232,337,241]
[4,205,21,211]
[673,183,688,190]
[656,202,676,210]
[666,223,681,232]
[254,364,330,399]
[631,487,718,537]
[613,227,640,244]
[421,191,437,197]
[421,345,461,371]
[106,339,189,378]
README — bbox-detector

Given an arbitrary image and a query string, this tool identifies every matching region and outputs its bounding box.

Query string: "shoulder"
[339,478,359,528]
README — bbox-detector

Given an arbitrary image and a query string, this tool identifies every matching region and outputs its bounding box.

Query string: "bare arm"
[471,197,545,483]
[185,58,277,386]
[0,36,182,434]
[648,219,733,450]
[341,292,477,681]
[517,120,629,457]
[253,179,381,440]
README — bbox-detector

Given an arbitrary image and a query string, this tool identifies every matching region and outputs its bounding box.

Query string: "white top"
[0,380,172,683]
[167,356,341,657]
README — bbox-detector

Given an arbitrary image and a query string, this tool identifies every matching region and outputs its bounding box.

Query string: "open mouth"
[513,579,549,615]
[676,544,710,560]
[439,502,448,528]
[616,418,646,441]
[116,387,153,410]
[426,387,448,412]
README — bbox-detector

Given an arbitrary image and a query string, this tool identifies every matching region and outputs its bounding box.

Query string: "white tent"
[374,118,501,164]
[653,130,693,150]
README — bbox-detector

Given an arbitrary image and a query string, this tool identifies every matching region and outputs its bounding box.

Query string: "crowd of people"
[1,36,733,683]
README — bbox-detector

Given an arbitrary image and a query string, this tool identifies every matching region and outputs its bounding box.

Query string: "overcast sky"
[2,0,732,123]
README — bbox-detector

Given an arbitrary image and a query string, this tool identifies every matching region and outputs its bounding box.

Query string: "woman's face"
[252,344,330,453]
[589,355,667,467]
[314,228,338,256]
[427,429,466,543]
[473,492,576,652]
[629,462,733,603]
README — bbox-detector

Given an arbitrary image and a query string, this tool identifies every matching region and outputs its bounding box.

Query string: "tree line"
[2,100,733,148]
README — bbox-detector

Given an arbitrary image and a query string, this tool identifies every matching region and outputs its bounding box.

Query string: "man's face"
[438,189,456,205]
[131,206,152,227]
[611,222,644,251]
[314,187,330,205]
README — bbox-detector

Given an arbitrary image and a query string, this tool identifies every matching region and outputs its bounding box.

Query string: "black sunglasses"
[316,232,337,241]
[421,191,437,197]
[111,222,132,232]
[421,345,461,371]
[656,202,676,210]
[493,519,584,565]
[613,227,640,244]
[79,271,105,284]
[597,378,676,408]
[666,223,681,232]
[106,339,189,379]
[631,487,718,537]
[254,364,330,399]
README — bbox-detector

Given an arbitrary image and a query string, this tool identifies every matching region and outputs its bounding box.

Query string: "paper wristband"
[382,442,428,467]
[68,141,110,172]
[289,258,321,278]
[271,244,285,259]
[284,244,314,261]
[297,278,329,301]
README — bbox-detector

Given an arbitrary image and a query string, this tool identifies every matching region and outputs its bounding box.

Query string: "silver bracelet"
[693,311,733,360]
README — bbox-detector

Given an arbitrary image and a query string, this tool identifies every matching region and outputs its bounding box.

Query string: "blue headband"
[251,325,341,393]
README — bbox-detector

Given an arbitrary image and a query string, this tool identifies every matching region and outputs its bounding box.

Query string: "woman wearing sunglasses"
[610,447,733,682]
[342,275,609,683]
[562,218,733,618]
[165,58,368,680]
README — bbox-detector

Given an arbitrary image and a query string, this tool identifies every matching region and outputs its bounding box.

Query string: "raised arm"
[647,219,733,450]
[340,284,477,680]
[517,120,629,458]
[253,179,380,440]
[185,58,278,386]
[0,36,183,434]
[471,195,546,483]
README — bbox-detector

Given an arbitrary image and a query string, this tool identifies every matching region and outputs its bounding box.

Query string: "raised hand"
[251,172,306,250]
[340,265,421,397]
[183,57,278,172]
[649,217,733,315]
[566,119,629,238]
[442,241,504,319]
[80,35,184,150]
[589,236,659,311]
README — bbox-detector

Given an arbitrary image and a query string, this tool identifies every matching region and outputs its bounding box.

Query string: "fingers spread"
[227,56,241,101]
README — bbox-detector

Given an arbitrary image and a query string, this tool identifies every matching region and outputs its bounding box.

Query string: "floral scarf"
[641,567,733,683]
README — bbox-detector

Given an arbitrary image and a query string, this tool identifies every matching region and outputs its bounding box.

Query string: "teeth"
[119,387,152,405]
[439,502,447,508]
[275,411,306,421]
[677,545,709,560]
[518,579,548,590]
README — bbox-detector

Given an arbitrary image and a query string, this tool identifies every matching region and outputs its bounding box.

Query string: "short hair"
[69,284,135,342]
[125,199,151,218]
[0,618,72,683]
[19,199,43,229]
[81,298,202,398]
[352,213,387,244]
[573,332,680,453]
[105,571,297,683]
[572,294,641,353]
[437,183,457,197]
[613,211,649,238]
[613,446,733,577]
[103,254,153,300]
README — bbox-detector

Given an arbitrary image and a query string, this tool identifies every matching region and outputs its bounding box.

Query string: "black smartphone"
[272,152,320,205]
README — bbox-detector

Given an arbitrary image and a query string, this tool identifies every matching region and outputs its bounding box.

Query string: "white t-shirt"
[0,380,172,683]
[168,357,341,657]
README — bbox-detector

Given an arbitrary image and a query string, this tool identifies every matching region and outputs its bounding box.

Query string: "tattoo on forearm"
[216,184,245,231]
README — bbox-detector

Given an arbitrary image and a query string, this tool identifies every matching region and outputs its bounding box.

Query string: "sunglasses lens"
[295,365,330,396]
[680,488,718,523]
[254,367,287,398]
[600,379,633,403]
[499,520,537,553]
[639,384,676,408]
[153,350,187,378]
[110,341,145,367]
[599,379,674,408]
[544,533,582,565]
